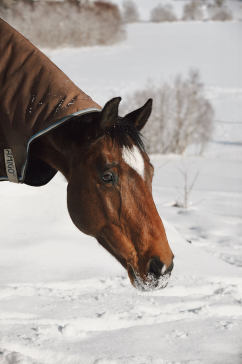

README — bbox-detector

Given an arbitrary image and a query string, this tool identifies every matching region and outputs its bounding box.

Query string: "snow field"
[0,261,241,363]
[0,167,241,363]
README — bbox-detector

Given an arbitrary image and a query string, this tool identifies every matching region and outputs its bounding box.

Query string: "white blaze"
[122,146,144,178]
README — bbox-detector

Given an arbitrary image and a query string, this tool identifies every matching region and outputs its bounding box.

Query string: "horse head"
[0,20,173,290]
[66,97,174,290]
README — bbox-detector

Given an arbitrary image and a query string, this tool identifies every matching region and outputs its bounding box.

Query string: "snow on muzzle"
[128,256,174,291]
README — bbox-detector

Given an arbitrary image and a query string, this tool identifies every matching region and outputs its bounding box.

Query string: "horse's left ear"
[100,97,122,130]
[124,98,153,131]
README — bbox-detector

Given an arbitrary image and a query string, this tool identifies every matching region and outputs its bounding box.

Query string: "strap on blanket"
[4,149,19,183]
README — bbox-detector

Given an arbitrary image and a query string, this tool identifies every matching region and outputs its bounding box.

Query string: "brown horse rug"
[0,19,101,186]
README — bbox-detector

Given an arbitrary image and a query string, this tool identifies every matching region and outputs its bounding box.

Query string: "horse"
[0,19,174,290]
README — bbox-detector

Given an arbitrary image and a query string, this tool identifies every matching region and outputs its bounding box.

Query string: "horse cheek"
[66,182,96,236]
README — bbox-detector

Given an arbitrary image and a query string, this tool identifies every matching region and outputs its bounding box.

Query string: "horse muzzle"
[128,256,174,291]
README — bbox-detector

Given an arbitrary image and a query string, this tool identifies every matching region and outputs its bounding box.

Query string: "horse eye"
[102,172,113,183]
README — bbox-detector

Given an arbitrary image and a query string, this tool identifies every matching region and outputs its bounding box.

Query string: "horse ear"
[124,99,153,131]
[100,97,122,130]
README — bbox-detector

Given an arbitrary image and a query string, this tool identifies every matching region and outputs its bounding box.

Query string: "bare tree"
[207,0,233,21]
[214,0,225,7]
[0,0,16,8]
[0,0,125,48]
[150,4,177,22]
[120,70,214,154]
[210,7,233,20]
[182,1,204,21]
[122,0,139,23]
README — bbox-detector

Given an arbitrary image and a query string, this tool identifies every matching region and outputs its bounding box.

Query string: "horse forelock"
[104,118,145,152]
[65,113,145,154]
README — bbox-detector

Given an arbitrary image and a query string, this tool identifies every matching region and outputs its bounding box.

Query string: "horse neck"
[32,128,74,182]
[32,113,97,181]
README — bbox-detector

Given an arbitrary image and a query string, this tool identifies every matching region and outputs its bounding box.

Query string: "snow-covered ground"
[0,20,242,364]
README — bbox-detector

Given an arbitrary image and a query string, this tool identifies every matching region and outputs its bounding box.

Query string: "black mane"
[52,112,146,152]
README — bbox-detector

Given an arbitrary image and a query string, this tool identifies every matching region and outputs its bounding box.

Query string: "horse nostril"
[148,256,166,278]
[166,261,174,274]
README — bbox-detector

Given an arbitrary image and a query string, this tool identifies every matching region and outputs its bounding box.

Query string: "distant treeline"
[122,0,234,24]
[0,0,125,48]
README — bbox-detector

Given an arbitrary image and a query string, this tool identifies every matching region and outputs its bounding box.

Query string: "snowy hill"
[0,21,242,364]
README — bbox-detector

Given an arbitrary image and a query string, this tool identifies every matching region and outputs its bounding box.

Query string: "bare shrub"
[0,0,125,48]
[0,0,16,8]
[206,0,233,21]
[150,4,177,23]
[174,165,199,209]
[210,7,233,20]
[120,70,214,154]
[122,0,139,23]
[182,1,204,21]
[214,0,225,7]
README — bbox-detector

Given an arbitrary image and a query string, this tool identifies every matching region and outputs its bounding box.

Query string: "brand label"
[4,149,19,183]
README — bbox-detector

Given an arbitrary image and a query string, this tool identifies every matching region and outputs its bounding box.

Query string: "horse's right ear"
[100,97,122,130]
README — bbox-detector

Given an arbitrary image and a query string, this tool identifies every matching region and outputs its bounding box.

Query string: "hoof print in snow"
[58,325,64,334]
[96,312,105,318]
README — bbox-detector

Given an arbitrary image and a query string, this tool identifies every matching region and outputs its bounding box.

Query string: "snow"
[1,19,242,364]
[47,21,242,105]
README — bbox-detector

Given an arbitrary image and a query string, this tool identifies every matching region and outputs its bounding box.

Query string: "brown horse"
[0,19,174,290]
[30,97,174,290]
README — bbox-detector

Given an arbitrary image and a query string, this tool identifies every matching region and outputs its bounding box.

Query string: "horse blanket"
[0,18,101,186]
